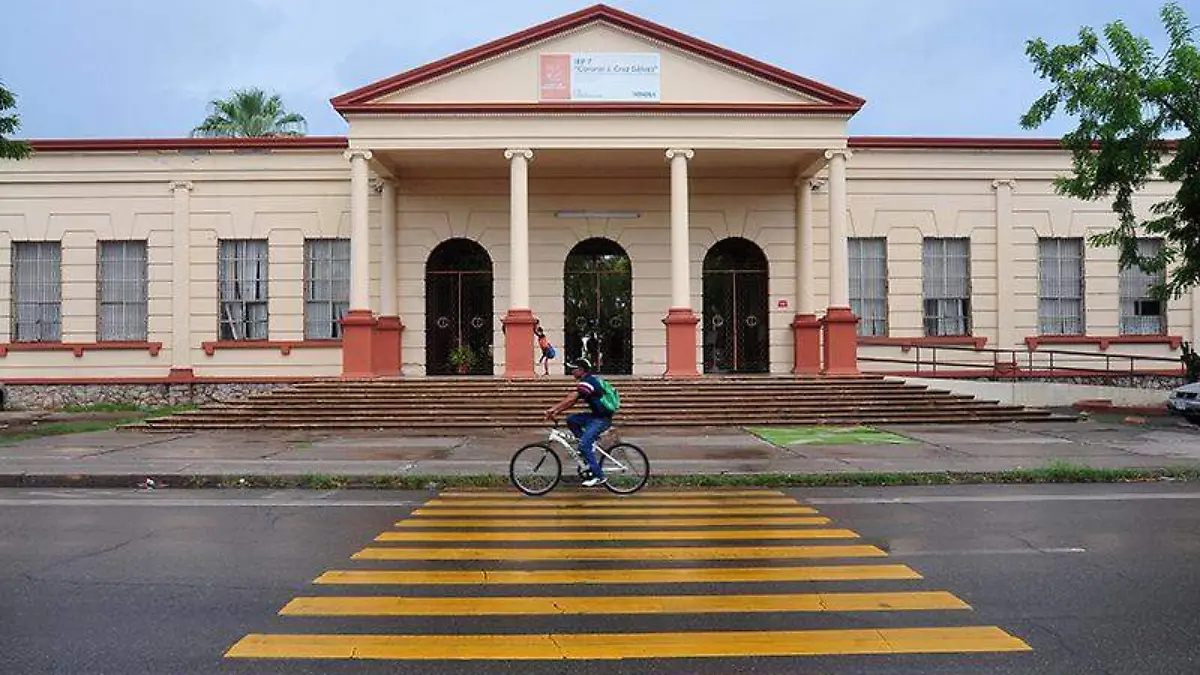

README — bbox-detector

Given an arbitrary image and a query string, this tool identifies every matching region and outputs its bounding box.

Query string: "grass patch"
[0,404,201,445]
[749,426,915,447]
[60,402,142,413]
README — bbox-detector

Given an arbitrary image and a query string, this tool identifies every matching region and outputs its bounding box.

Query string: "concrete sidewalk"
[0,416,1198,485]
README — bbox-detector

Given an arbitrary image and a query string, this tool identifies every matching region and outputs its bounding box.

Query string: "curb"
[2,467,1199,490]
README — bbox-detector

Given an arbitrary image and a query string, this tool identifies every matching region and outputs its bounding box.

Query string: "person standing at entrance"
[535,326,557,376]
[543,357,617,487]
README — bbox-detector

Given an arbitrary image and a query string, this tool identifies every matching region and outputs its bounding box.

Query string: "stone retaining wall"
[0,382,298,411]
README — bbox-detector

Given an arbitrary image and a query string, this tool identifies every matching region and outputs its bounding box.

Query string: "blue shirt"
[575,374,614,418]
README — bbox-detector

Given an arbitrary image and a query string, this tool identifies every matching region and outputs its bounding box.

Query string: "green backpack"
[596,377,621,414]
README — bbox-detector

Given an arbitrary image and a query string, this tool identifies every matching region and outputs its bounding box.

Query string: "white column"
[993,179,1016,348]
[379,178,397,317]
[795,177,816,316]
[825,149,852,309]
[666,148,694,308]
[505,148,533,309]
[345,149,373,311]
[169,180,193,371]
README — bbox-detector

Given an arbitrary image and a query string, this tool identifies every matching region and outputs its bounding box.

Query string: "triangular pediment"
[332,4,864,115]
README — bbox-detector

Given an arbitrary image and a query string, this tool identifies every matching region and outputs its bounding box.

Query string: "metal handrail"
[858,342,1184,378]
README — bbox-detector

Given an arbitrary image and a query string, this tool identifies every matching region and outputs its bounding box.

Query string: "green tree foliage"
[0,81,32,160]
[191,88,307,138]
[1021,2,1200,299]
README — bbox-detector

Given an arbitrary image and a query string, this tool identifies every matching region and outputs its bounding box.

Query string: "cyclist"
[543,356,617,487]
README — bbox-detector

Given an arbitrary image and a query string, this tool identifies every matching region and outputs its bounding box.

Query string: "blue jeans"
[567,413,612,478]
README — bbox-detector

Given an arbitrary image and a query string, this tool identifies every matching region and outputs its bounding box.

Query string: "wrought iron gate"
[703,238,769,373]
[563,238,632,375]
[426,239,493,376]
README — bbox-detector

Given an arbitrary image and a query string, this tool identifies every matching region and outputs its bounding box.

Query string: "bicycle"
[509,421,650,496]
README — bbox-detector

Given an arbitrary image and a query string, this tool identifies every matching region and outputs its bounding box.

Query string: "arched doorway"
[425,239,493,375]
[564,238,632,375]
[703,237,769,373]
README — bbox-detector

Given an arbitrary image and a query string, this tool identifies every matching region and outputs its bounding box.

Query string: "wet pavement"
[0,417,1197,480]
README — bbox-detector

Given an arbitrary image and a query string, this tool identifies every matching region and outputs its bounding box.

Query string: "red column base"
[792,313,822,375]
[663,307,700,379]
[373,315,405,377]
[166,367,196,382]
[340,309,377,378]
[821,306,860,377]
[502,308,538,380]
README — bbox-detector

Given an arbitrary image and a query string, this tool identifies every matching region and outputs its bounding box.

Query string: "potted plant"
[448,344,474,374]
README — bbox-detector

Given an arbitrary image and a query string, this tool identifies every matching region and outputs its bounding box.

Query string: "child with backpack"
[535,326,557,376]
[543,356,620,487]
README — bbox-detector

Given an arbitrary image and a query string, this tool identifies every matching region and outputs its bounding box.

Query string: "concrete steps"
[134,376,1062,432]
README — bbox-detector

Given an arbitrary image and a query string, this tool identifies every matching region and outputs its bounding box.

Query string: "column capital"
[665,148,694,161]
[168,180,194,192]
[504,148,533,161]
[823,148,853,162]
[991,178,1017,191]
[343,148,373,162]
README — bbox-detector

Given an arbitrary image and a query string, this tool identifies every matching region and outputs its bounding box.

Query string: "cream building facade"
[0,4,1195,389]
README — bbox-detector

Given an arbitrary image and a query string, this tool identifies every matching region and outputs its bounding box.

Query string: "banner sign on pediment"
[539,53,661,102]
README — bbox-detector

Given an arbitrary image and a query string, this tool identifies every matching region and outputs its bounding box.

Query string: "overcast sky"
[0,0,1182,139]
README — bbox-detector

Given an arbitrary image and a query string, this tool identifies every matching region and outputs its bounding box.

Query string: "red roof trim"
[28,137,349,152]
[331,3,864,111]
[337,102,862,116]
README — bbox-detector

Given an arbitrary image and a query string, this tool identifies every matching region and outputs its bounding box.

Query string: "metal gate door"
[563,238,632,375]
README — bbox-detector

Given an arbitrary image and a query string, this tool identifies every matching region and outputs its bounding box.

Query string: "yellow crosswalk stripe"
[374,528,859,542]
[424,497,800,507]
[280,590,969,616]
[313,564,924,585]
[225,626,1032,660]
[395,516,833,528]
[438,489,787,498]
[352,544,887,561]
[413,506,818,516]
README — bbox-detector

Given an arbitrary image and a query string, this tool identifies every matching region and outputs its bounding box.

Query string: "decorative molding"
[0,342,163,358]
[991,178,1017,191]
[167,180,194,192]
[665,147,694,161]
[343,148,373,162]
[200,340,342,357]
[823,148,853,161]
[503,148,534,161]
[1024,334,1183,352]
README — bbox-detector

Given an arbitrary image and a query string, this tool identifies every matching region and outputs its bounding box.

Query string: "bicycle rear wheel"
[599,442,650,494]
[509,443,562,496]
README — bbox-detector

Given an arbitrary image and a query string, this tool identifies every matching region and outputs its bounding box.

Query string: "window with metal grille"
[1037,238,1085,336]
[849,237,888,337]
[97,240,148,341]
[11,242,62,342]
[304,238,350,339]
[922,237,972,336]
[1119,238,1166,335]
[218,239,269,341]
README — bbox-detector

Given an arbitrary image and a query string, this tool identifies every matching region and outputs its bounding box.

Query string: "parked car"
[1167,382,1200,425]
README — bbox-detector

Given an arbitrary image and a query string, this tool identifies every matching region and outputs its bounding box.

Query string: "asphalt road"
[1,484,1199,674]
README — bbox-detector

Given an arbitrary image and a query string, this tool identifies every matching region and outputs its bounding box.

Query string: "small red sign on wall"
[777,299,789,309]
[539,54,571,101]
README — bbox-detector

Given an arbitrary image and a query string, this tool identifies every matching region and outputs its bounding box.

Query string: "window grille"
[849,237,888,337]
[98,240,148,341]
[1119,238,1166,335]
[1037,238,1085,336]
[218,239,269,341]
[304,238,350,339]
[922,237,972,336]
[12,242,62,342]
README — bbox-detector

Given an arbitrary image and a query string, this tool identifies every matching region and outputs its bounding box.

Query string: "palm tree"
[191,88,307,138]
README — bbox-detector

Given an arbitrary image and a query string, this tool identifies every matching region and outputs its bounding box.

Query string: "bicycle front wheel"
[509,443,562,496]
[600,442,650,494]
